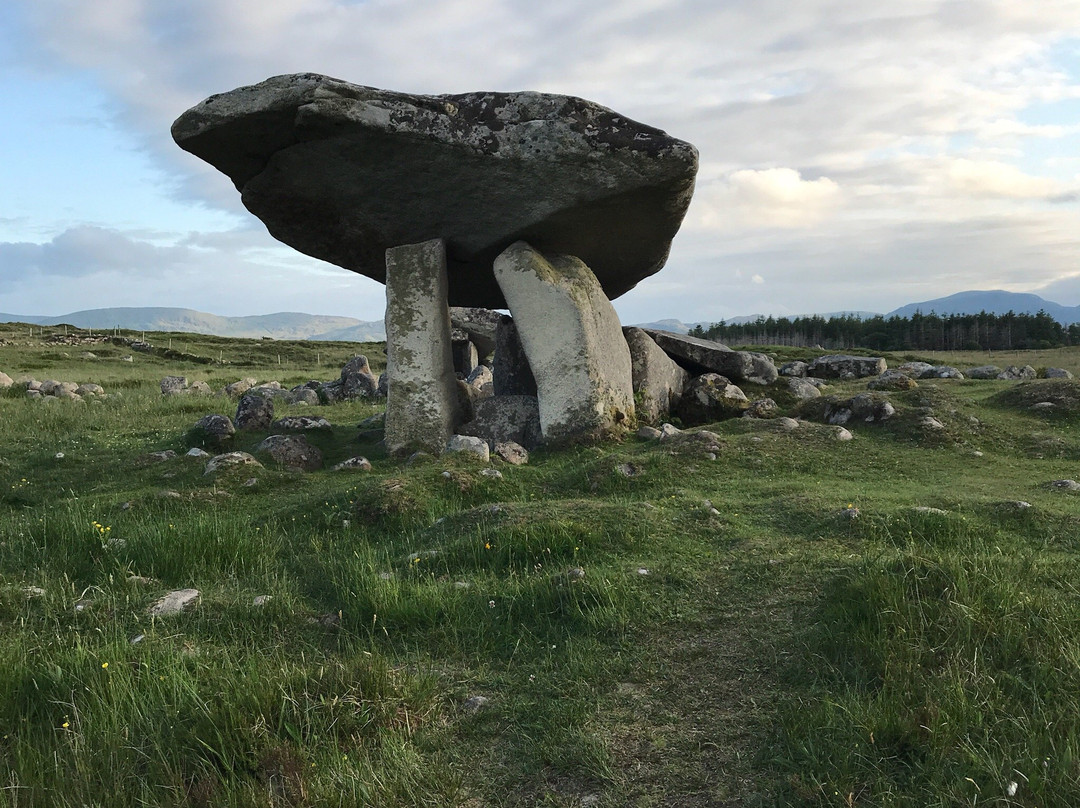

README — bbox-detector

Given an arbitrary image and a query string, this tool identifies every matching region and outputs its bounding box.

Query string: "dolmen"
[173,73,699,453]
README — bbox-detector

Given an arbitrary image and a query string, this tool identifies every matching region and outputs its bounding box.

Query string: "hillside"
[887,290,1080,324]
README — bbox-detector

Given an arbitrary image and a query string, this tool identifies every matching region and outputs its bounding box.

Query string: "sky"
[0,0,1078,326]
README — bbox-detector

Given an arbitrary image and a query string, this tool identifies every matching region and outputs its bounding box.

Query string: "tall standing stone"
[384,239,466,454]
[494,241,634,444]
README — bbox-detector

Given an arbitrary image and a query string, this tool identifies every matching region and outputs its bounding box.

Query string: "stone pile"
[13,376,108,402]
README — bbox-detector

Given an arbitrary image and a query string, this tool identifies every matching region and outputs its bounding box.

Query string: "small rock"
[637,425,662,440]
[1049,479,1080,491]
[270,415,332,431]
[971,450,984,457]
[446,434,490,461]
[565,567,585,581]
[157,490,182,499]
[242,477,258,487]
[24,586,46,598]
[659,423,682,439]
[189,414,236,448]
[127,575,154,585]
[480,468,503,479]
[833,427,854,441]
[493,441,529,465]
[462,695,490,713]
[160,376,188,396]
[54,452,65,459]
[311,612,341,628]
[204,452,262,475]
[253,595,273,606]
[912,506,948,515]
[130,634,145,645]
[332,456,373,472]
[920,416,946,431]
[149,588,200,616]
[254,434,324,472]
[616,462,644,478]
[775,416,799,431]
[840,506,860,520]
[636,568,649,576]
[1032,402,1056,412]
[144,450,177,463]
[185,447,210,457]
[74,599,91,612]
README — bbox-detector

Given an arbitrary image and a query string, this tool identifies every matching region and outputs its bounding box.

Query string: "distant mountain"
[0,307,386,342]
[887,291,1080,325]
[630,318,712,334]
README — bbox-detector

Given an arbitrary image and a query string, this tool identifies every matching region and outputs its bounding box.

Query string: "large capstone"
[171,74,698,308]
[494,241,634,444]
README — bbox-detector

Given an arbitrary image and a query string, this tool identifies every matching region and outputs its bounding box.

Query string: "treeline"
[689,311,1080,352]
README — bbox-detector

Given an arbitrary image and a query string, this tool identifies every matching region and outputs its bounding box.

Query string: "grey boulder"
[807,355,887,379]
[458,395,543,450]
[255,434,324,471]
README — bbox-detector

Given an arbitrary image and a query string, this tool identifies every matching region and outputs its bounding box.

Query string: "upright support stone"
[384,239,466,454]
[494,241,635,444]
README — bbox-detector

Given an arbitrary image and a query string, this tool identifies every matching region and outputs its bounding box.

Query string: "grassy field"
[2,324,1080,806]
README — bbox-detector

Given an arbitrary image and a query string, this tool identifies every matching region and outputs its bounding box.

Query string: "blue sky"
[1,0,1078,324]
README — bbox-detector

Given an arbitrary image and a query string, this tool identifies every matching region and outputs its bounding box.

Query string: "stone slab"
[172,74,699,308]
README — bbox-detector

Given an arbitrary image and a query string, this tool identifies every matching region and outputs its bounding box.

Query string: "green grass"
[3,331,1080,805]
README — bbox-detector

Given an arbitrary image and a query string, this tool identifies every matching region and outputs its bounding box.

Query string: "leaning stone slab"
[623,327,690,424]
[494,242,635,443]
[384,238,468,454]
[642,330,777,385]
[172,74,698,309]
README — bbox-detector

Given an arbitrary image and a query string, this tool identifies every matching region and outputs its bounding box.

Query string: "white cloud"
[948,158,1073,199]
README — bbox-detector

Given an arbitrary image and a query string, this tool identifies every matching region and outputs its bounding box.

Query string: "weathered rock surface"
[224,377,259,397]
[677,373,749,424]
[643,330,777,385]
[149,588,200,616]
[868,370,918,391]
[458,395,543,450]
[446,435,490,461]
[494,242,634,443]
[623,327,690,424]
[745,398,779,419]
[449,307,500,357]
[204,452,263,475]
[920,365,964,380]
[384,238,468,454]
[493,441,529,465]
[807,355,887,379]
[779,361,808,378]
[172,74,698,308]
[0,371,13,388]
[332,456,373,472]
[160,376,188,396]
[1046,367,1074,379]
[998,365,1037,380]
[235,392,274,430]
[966,365,1002,380]
[255,434,324,471]
[786,377,822,400]
[189,414,236,448]
[271,415,332,431]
